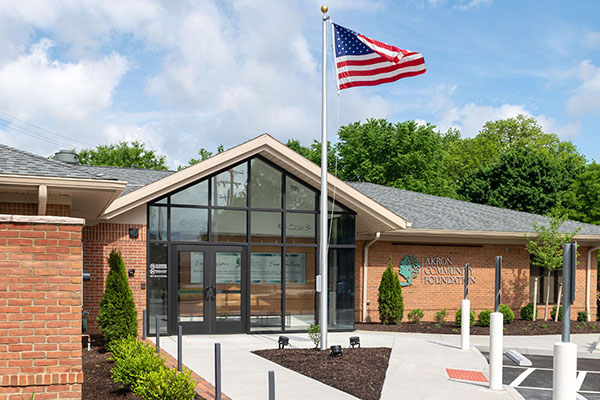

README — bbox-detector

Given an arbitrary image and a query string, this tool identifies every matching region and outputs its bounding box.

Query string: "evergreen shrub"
[434,309,447,325]
[407,309,424,323]
[378,257,404,324]
[520,303,535,321]
[455,309,475,327]
[133,367,197,400]
[97,250,138,343]
[478,310,492,327]
[577,311,588,322]
[551,305,562,321]
[499,304,515,324]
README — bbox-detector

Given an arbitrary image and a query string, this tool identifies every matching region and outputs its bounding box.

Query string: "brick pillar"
[0,215,84,400]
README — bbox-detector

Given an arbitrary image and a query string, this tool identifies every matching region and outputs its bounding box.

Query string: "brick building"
[1,135,600,395]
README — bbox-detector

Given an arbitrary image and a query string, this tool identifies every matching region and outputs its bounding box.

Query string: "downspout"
[586,246,600,322]
[37,185,47,216]
[362,232,381,323]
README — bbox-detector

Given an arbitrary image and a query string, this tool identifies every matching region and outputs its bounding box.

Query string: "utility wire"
[0,119,73,148]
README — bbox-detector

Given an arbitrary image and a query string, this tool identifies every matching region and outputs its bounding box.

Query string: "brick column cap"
[0,214,85,226]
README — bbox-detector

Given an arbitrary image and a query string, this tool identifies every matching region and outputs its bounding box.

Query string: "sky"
[0,0,599,170]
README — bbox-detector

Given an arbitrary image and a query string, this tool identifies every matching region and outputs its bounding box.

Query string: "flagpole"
[319,4,329,351]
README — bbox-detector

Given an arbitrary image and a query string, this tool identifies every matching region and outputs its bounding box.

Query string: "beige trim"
[0,214,85,225]
[0,174,127,191]
[37,185,47,216]
[101,134,408,231]
[366,228,600,246]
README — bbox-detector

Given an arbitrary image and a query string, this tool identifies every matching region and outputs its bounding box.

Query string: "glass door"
[175,245,245,334]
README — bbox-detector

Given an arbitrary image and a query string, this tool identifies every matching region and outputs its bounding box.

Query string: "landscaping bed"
[356,319,600,336]
[82,336,141,400]
[253,347,391,400]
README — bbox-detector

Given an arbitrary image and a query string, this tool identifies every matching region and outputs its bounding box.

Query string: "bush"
[577,311,588,322]
[110,338,165,388]
[478,310,492,327]
[551,305,562,321]
[134,367,197,400]
[378,257,404,324]
[307,324,320,348]
[499,304,515,324]
[97,250,138,343]
[455,309,475,327]
[520,303,535,321]
[434,309,447,325]
[407,309,424,323]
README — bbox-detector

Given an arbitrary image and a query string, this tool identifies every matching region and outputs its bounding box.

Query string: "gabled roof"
[75,165,174,196]
[101,134,409,234]
[349,181,600,244]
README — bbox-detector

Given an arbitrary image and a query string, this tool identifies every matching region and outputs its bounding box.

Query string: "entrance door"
[175,245,245,334]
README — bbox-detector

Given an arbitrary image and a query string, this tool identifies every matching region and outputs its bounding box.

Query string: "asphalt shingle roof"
[348,181,600,235]
[0,144,174,196]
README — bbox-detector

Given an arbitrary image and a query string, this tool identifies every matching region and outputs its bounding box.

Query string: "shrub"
[97,250,138,343]
[110,338,165,388]
[434,309,447,325]
[478,310,492,327]
[551,305,562,321]
[455,309,475,327]
[499,304,515,324]
[407,309,424,323]
[378,257,404,324]
[577,311,588,322]
[307,324,320,348]
[134,366,197,400]
[520,303,535,321]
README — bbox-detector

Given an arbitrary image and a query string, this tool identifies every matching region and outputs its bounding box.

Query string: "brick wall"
[82,223,147,337]
[0,203,71,218]
[0,215,84,400]
[356,240,598,322]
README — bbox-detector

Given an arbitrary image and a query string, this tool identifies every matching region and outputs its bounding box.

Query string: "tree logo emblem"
[398,255,420,287]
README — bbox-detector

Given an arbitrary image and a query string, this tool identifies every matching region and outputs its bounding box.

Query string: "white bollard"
[552,342,577,400]
[489,312,503,390]
[461,299,470,350]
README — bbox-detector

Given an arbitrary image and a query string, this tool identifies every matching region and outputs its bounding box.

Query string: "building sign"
[398,255,477,286]
[190,252,204,284]
[250,253,306,284]
[149,263,167,279]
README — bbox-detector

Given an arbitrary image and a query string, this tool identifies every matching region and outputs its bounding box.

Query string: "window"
[530,262,562,304]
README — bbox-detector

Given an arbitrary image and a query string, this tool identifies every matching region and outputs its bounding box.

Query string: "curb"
[475,345,600,359]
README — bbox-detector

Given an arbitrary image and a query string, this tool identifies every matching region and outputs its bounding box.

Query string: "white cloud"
[567,60,600,116]
[584,31,600,49]
[454,0,493,11]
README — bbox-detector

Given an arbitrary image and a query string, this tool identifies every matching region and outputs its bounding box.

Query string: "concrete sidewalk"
[153,330,600,399]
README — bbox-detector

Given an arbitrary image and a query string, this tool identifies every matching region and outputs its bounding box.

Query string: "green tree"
[78,141,168,170]
[378,257,404,324]
[336,119,456,197]
[560,162,600,225]
[458,147,581,215]
[443,115,584,189]
[525,212,580,320]
[97,250,138,343]
[178,145,224,171]
[285,139,338,173]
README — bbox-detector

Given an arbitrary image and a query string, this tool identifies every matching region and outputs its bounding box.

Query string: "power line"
[0,109,93,148]
[0,119,72,148]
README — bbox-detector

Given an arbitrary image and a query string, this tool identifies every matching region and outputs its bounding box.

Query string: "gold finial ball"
[321,5,328,13]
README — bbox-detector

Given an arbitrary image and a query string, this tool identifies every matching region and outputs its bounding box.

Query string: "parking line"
[509,367,535,387]
[576,371,587,391]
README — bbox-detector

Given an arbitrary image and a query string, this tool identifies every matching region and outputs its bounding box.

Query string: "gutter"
[362,232,380,323]
[587,246,600,322]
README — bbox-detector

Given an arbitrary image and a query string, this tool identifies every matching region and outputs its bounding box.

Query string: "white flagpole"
[319,4,329,351]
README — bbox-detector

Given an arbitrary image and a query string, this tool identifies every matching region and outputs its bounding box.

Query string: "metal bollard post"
[177,325,183,372]
[156,315,160,355]
[215,343,221,400]
[142,310,146,340]
[268,370,275,400]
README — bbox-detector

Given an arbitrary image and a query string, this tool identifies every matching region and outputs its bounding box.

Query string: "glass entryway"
[175,245,246,334]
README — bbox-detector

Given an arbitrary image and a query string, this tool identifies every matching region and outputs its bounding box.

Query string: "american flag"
[332,23,426,90]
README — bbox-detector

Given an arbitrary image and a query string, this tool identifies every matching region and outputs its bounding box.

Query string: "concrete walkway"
[150,331,600,400]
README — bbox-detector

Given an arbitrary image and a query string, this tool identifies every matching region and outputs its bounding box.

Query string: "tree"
[178,145,224,171]
[560,162,600,225]
[97,250,138,343]
[78,141,168,170]
[378,257,404,324]
[458,147,581,216]
[285,139,338,174]
[443,115,584,189]
[525,212,580,321]
[336,119,456,197]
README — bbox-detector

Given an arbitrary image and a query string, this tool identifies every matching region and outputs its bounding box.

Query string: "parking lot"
[484,353,600,400]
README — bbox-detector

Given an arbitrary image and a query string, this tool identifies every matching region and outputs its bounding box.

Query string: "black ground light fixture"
[128,269,135,277]
[349,336,360,348]
[330,345,343,357]
[278,336,289,349]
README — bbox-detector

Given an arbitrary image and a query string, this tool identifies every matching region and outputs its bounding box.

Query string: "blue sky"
[0,0,599,169]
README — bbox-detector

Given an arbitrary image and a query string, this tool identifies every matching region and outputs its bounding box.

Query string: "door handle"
[209,286,216,301]
[204,286,216,301]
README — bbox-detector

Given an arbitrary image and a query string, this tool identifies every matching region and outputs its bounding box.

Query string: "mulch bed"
[356,319,600,336]
[82,336,141,400]
[253,347,391,400]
